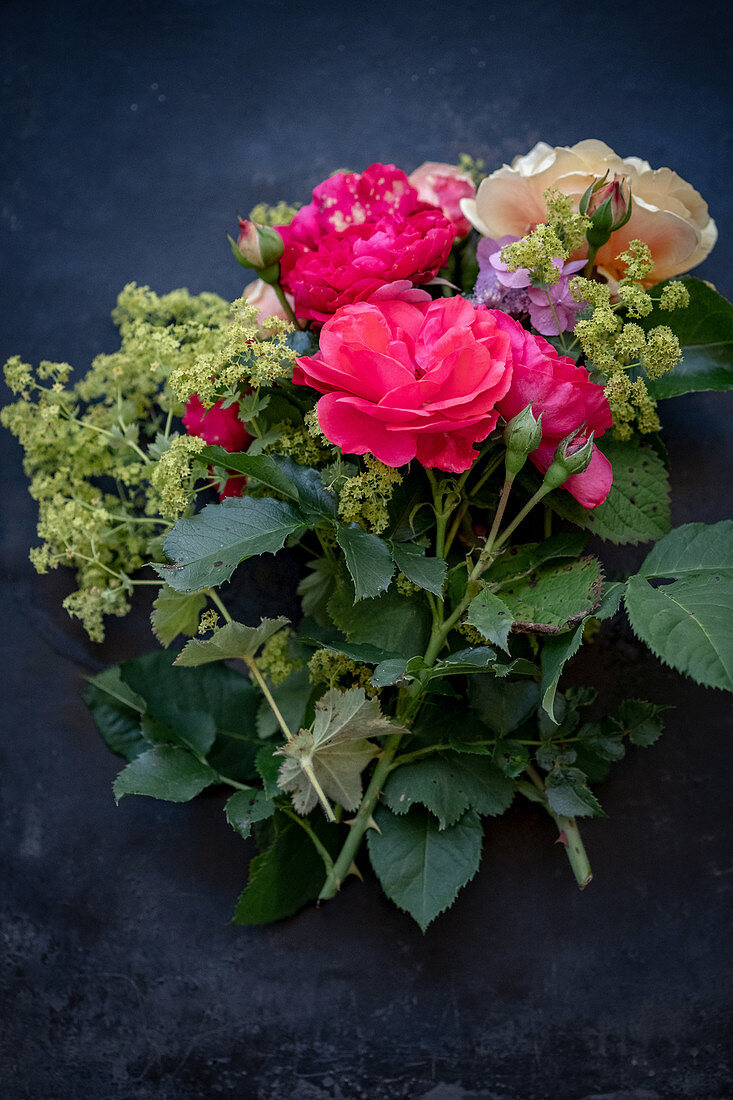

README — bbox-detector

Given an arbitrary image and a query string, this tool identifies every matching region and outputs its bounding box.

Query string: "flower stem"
[272,281,301,329]
[523,765,592,889]
[318,731,402,900]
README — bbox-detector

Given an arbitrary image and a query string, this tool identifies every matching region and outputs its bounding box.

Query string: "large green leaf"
[336,524,395,600]
[327,585,431,660]
[467,677,540,735]
[382,751,514,828]
[82,668,149,761]
[624,521,733,692]
[539,625,585,722]
[175,617,289,666]
[642,277,733,398]
[154,496,309,592]
[367,806,483,931]
[548,438,671,546]
[113,746,218,803]
[466,588,514,652]
[233,811,338,925]
[497,556,602,633]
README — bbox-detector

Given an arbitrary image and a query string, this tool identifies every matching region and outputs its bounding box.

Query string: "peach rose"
[408,161,476,237]
[461,139,717,286]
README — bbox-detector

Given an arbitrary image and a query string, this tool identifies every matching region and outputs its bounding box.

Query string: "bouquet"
[5,140,732,930]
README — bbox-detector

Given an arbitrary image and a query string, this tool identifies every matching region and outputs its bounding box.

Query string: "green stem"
[491,484,551,553]
[272,280,301,329]
[544,290,568,349]
[483,472,514,558]
[205,588,233,623]
[318,732,402,900]
[281,806,335,874]
[524,764,592,889]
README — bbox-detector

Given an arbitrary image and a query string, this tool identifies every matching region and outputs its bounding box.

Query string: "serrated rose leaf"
[367,806,483,931]
[225,789,276,839]
[151,585,207,647]
[382,751,514,828]
[642,277,733,399]
[466,588,514,652]
[391,541,447,597]
[113,745,217,803]
[498,556,603,634]
[336,524,395,600]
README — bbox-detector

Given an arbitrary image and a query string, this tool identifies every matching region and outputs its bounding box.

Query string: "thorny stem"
[524,765,592,889]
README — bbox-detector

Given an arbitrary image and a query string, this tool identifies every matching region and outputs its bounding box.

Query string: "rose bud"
[503,403,543,477]
[230,219,284,284]
[580,174,633,250]
[542,428,596,490]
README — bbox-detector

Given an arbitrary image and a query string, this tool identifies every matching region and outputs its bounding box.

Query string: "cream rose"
[242,277,294,325]
[461,139,717,286]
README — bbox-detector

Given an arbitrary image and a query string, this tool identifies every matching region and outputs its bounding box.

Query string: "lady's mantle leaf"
[153,496,309,592]
[113,745,217,803]
[367,806,483,931]
[277,687,404,814]
[175,616,289,666]
[382,751,514,828]
[151,585,207,647]
[624,520,733,692]
[336,524,395,600]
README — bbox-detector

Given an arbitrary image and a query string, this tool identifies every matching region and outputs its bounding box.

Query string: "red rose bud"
[542,429,595,490]
[231,219,284,283]
[580,174,633,250]
[503,402,543,477]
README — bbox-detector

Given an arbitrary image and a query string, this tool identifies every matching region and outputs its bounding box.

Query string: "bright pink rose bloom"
[492,311,613,508]
[408,162,476,237]
[183,394,251,499]
[277,163,455,324]
[293,296,514,472]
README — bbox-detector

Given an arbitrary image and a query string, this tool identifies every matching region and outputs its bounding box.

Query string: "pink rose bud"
[580,173,633,250]
[231,220,284,282]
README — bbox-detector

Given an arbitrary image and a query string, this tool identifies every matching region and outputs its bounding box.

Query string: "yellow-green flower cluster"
[307,649,374,694]
[395,572,420,597]
[168,297,295,404]
[248,200,300,227]
[501,188,590,285]
[569,244,686,438]
[457,153,486,188]
[337,455,402,534]
[150,434,206,519]
[197,609,220,635]
[258,628,303,686]
[269,422,332,467]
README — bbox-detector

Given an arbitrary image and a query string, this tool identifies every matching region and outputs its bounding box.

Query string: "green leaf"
[493,740,531,778]
[225,789,276,839]
[485,532,589,584]
[327,585,431,660]
[498,556,602,633]
[277,688,401,814]
[275,456,339,520]
[154,496,309,592]
[642,277,733,398]
[383,751,514,828]
[466,589,514,652]
[371,658,410,689]
[151,585,207,647]
[548,439,671,546]
[613,699,667,746]
[367,806,483,931]
[336,525,395,601]
[82,667,149,761]
[625,574,733,692]
[255,744,282,799]
[467,677,540,735]
[233,811,337,925]
[113,745,217,803]
[539,624,585,722]
[297,557,340,624]
[119,649,262,783]
[390,542,447,597]
[636,519,733,580]
[200,446,300,500]
[595,580,625,621]
[175,616,289,666]
[544,765,605,818]
[624,521,733,692]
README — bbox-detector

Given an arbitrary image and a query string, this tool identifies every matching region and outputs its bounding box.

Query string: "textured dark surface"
[1,2,732,1098]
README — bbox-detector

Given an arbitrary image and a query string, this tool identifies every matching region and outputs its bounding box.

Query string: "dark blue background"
[1,3,732,1098]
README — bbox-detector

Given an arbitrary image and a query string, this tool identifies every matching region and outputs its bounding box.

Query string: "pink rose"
[492,311,613,508]
[293,296,514,472]
[183,394,251,499]
[408,161,476,237]
[277,163,455,324]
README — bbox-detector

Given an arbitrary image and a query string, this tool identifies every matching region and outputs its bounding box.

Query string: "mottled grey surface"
[1,2,732,1097]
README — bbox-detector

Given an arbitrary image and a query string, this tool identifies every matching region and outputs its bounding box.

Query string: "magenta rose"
[492,311,613,508]
[293,296,514,472]
[183,394,251,499]
[277,163,455,324]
